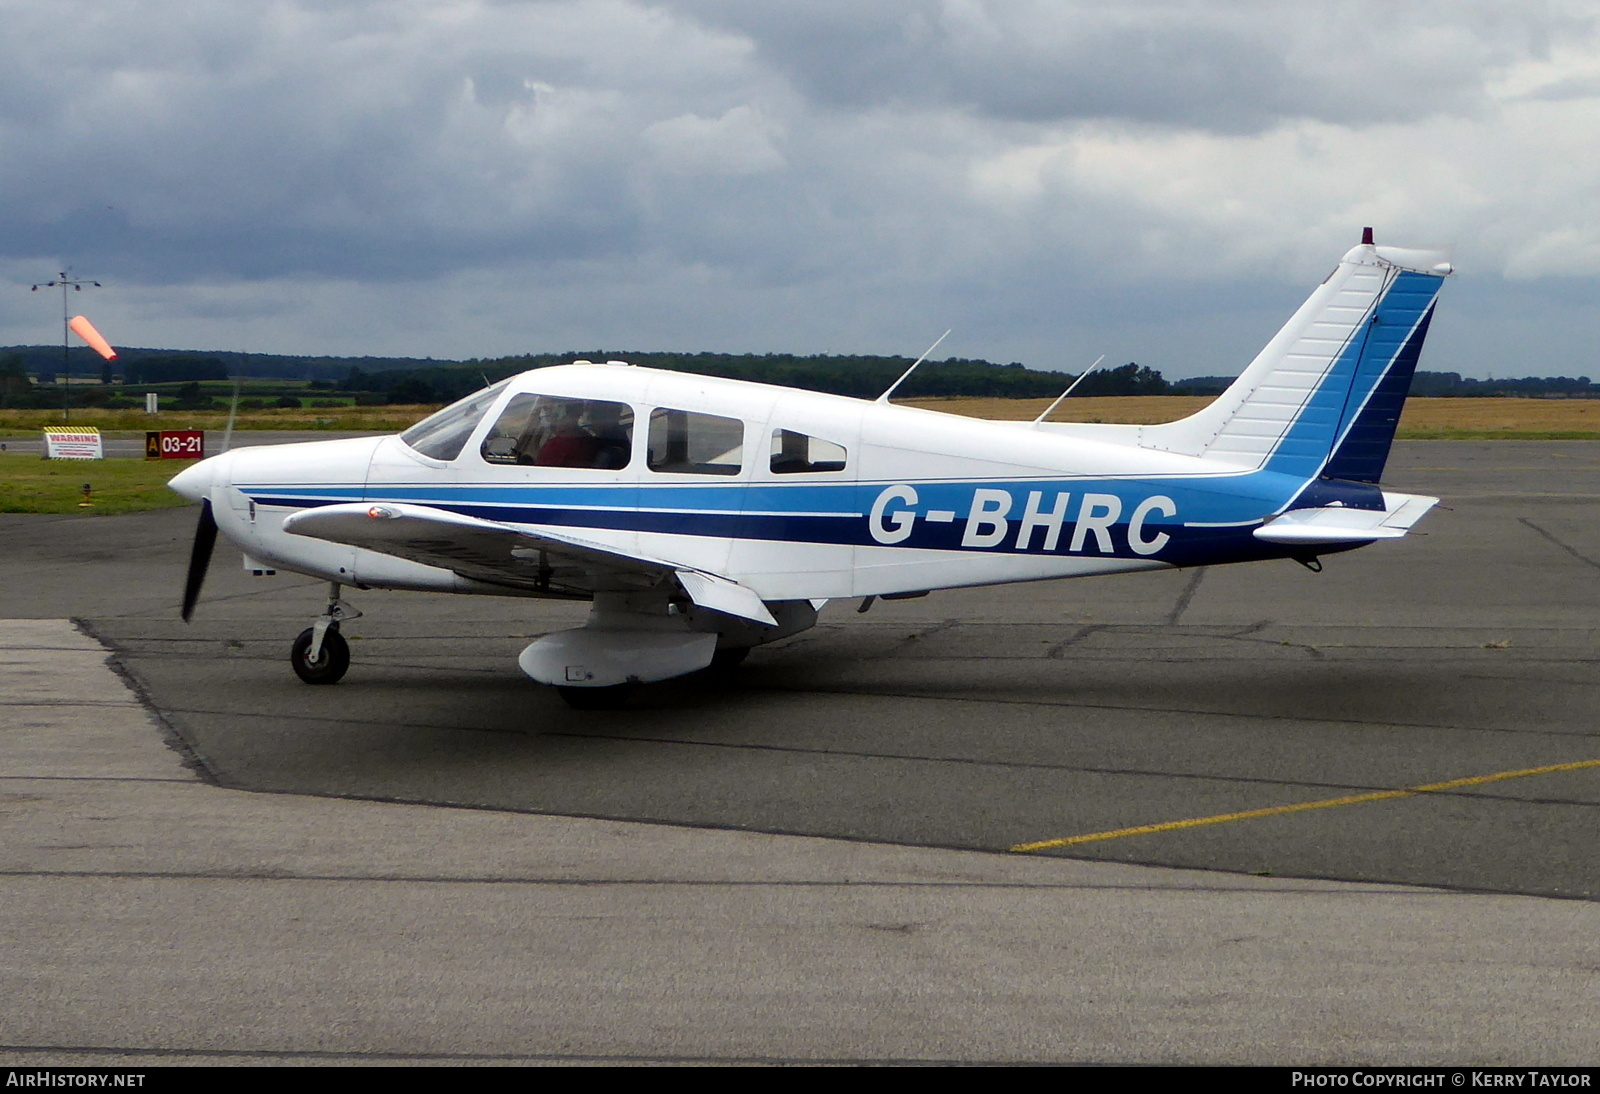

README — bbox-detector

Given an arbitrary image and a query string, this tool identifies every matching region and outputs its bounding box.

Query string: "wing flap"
[675,570,778,627]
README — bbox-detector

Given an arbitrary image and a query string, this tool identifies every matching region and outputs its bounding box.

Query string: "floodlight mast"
[30,270,102,423]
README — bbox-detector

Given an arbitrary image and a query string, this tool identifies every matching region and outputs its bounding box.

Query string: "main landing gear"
[291,582,361,685]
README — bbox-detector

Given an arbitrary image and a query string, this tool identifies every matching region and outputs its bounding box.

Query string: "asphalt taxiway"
[1,440,1597,1062]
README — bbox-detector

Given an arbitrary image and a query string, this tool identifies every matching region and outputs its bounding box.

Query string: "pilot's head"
[583,402,622,431]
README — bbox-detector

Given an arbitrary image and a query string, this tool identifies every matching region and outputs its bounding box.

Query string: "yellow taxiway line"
[1010,758,1600,853]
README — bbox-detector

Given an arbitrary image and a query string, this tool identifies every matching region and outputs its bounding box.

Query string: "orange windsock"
[68,315,117,360]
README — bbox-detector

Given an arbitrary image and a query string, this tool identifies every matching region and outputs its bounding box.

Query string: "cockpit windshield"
[399,380,510,462]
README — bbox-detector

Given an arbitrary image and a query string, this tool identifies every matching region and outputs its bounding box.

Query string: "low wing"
[1254,492,1438,545]
[282,502,777,626]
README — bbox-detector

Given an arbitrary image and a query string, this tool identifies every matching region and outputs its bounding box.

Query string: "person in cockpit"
[534,402,600,467]
[583,402,632,469]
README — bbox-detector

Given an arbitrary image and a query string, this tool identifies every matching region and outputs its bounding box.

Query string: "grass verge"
[0,454,198,515]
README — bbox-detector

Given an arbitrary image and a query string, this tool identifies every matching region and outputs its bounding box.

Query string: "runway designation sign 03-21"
[146,430,205,460]
[42,427,104,460]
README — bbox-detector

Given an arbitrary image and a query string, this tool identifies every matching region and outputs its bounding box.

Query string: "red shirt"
[535,432,599,467]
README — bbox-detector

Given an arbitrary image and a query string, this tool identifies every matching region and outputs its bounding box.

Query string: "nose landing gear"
[291,583,361,685]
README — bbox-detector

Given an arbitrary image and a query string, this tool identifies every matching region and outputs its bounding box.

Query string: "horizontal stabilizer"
[1254,492,1438,545]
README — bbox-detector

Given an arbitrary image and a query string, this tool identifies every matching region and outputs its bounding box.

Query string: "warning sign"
[42,427,104,460]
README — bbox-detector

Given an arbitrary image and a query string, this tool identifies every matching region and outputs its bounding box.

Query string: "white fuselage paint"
[186,365,1277,602]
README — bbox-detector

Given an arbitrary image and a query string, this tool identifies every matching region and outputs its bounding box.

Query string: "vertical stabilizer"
[1140,234,1450,483]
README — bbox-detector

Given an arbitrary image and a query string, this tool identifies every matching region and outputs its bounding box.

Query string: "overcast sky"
[1,0,1596,378]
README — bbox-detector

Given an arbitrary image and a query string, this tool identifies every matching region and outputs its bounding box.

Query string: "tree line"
[4,343,1598,409]
[344,354,1174,404]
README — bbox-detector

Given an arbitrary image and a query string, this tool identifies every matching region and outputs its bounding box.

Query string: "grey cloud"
[0,1,1595,379]
[665,0,1589,131]
[0,0,771,281]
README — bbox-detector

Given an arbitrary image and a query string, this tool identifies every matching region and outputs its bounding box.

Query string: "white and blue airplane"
[169,231,1452,707]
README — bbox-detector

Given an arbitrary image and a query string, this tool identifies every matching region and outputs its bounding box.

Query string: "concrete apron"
[0,620,1594,1065]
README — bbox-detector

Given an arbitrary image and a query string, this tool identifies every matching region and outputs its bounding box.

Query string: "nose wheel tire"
[291,625,350,685]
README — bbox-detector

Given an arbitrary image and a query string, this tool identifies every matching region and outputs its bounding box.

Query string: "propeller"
[181,498,217,622]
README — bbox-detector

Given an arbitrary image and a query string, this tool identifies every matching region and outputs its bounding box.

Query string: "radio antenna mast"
[1031,355,1106,427]
[876,330,951,404]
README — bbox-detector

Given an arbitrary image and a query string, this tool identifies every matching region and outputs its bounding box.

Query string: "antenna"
[875,330,951,404]
[1031,355,1106,427]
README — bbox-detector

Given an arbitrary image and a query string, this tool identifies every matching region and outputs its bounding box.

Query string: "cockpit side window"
[770,429,847,474]
[399,381,509,462]
[647,409,743,476]
[480,394,634,469]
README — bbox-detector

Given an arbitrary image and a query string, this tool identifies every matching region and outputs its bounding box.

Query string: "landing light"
[368,506,400,519]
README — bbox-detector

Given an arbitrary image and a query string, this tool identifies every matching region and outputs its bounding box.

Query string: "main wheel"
[291,625,350,685]
[710,646,750,671]
[556,684,631,710]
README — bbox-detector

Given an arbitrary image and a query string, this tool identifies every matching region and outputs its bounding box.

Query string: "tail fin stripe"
[1263,269,1443,481]
[1321,302,1437,483]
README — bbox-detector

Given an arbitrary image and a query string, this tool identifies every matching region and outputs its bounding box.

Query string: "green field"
[0,454,199,515]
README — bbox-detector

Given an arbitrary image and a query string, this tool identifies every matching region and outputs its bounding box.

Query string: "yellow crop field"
[903,396,1600,438]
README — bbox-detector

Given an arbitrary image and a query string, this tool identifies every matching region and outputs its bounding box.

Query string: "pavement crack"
[1517,517,1600,571]
[1165,567,1207,625]
[887,618,960,655]
[1046,624,1109,658]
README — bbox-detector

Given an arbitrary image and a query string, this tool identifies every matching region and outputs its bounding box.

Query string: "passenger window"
[770,429,847,474]
[400,381,509,462]
[647,409,743,476]
[479,394,633,469]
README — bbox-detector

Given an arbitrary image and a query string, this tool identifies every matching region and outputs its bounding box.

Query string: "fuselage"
[170,363,1379,603]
